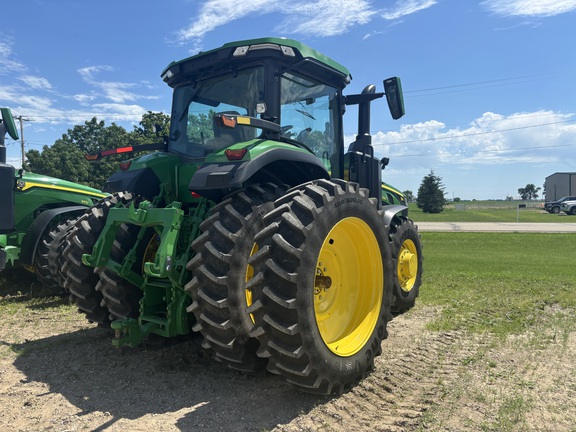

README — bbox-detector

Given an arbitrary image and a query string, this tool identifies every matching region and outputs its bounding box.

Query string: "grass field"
[408,201,576,223]
[419,232,575,337]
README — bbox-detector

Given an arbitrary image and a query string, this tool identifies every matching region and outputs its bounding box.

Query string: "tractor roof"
[161,37,351,89]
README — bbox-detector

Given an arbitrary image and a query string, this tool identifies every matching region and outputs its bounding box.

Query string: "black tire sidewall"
[285,182,393,387]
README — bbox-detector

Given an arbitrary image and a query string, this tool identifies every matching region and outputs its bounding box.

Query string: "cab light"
[233,46,249,56]
[225,149,247,160]
[221,115,237,128]
[119,161,131,171]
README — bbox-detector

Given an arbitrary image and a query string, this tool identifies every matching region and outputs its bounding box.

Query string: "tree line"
[24,112,170,190]
[23,112,541,213]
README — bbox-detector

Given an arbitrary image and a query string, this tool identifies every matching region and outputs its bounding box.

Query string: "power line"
[388,142,576,159]
[374,119,576,146]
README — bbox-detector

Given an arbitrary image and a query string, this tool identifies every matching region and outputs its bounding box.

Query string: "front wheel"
[390,217,423,314]
[247,180,393,395]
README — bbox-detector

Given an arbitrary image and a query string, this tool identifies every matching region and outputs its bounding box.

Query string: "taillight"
[102,146,133,157]
[225,148,247,160]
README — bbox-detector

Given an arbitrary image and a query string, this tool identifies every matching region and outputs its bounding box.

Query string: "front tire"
[186,183,287,372]
[390,217,423,314]
[247,180,393,395]
[35,222,67,295]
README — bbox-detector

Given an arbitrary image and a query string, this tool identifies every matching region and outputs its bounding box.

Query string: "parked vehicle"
[544,196,576,214]
[561,200,576,215]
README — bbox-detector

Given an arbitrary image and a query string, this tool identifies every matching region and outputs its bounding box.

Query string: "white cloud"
[18,75,53,90]
[362,110,576,168]
[78,66,157,104]
[381,0,437,20]
[0,42,26,75]
[177,0,434,51]
[358,111,576,200]
[482,0,576,17]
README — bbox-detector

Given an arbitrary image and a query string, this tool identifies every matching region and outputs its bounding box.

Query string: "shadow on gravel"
[11,327,323,431]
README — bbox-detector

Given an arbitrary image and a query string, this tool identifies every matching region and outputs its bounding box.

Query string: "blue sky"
[1,0,575,200]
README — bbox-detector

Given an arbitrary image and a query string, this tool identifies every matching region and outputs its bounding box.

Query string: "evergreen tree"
[417,170,447,213]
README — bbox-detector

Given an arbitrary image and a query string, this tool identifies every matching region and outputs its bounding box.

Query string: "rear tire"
[186,183,287,372]
[62,192,134,325]
[95,221,147,321]
[390,217,423,314]
[247,180,393,395]
[34,223,67,295]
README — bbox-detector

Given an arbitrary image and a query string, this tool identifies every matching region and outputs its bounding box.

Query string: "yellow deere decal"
[19,181,107,198]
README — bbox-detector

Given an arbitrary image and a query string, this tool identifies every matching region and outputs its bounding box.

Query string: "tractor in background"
[0,107,107,294]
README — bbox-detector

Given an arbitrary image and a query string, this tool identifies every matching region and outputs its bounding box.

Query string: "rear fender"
[189,148,329,201]
[19,206,88,266]
[382,204,409,227]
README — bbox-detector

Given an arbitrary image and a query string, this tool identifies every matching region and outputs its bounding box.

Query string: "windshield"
[280,72,339,171]
[169,67,265,157]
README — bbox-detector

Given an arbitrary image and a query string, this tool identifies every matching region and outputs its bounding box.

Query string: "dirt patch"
[1,295,574,431]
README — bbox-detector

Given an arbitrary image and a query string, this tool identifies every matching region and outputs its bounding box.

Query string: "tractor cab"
[164,38,350,179]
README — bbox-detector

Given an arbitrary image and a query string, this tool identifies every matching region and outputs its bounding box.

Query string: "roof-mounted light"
[233,46,249,56]
[249,43,281,51]
[161,69,174,81]
[281,46,296,56]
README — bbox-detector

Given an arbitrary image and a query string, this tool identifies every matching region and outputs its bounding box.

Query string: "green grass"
[419,232,576,337]
[408,202,576,222]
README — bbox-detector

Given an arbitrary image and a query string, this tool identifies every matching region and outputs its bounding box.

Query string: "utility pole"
[13,115,31,167]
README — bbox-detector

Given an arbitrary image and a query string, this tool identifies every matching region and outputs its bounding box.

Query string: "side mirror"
[0,107,20,143]
[383,77,405,120]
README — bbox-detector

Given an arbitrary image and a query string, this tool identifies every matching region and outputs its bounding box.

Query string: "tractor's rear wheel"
[62,192,134,325]
[390,217,423,314]
[95,221,149,321]
[186,183,287,372]
[247,179,393,395]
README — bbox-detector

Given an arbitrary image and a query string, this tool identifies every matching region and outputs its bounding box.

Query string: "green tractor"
[0,108,107,294]
[61,38,423,394]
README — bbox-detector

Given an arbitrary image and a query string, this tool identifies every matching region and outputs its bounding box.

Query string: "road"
[416,222,576,233]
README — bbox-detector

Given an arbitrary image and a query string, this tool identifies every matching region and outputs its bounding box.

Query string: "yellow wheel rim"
[397,239,418,293]
[142,234,160,273]
[245,243,258,323]
[314,217,383,357]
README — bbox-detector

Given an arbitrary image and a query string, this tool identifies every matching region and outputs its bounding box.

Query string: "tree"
[25,112,170,190]
[417,170,447,213]
[517,183,541,200]
[402,190,415,203]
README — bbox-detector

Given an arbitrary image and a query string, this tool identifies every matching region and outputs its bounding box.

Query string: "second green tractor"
[61,38,423,394]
